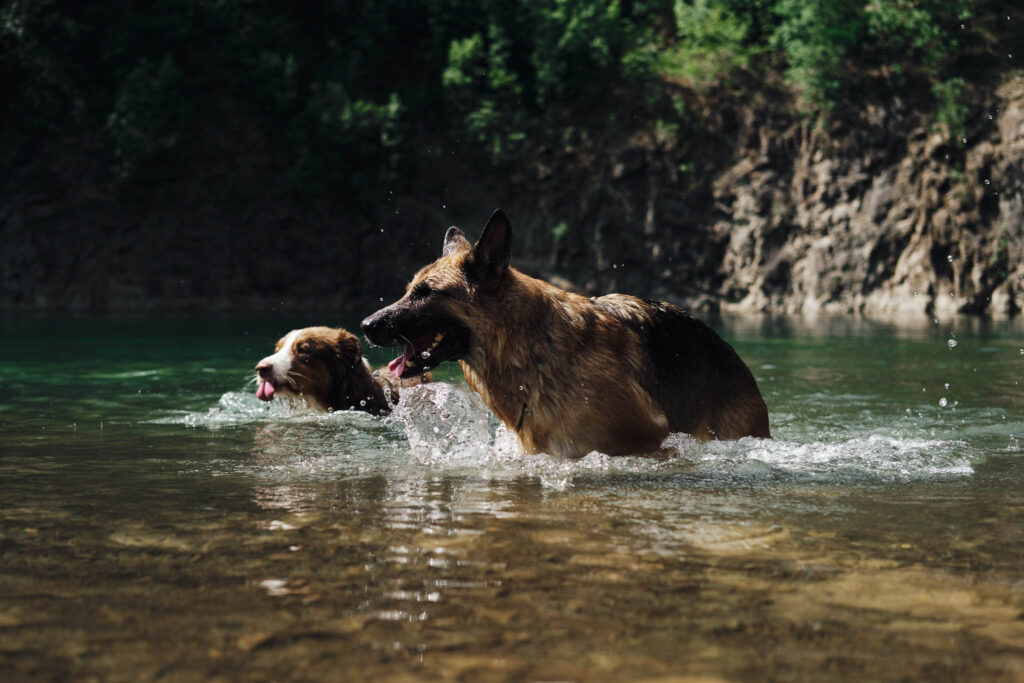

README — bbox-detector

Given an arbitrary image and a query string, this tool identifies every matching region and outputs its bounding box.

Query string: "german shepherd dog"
[362,210,770,457]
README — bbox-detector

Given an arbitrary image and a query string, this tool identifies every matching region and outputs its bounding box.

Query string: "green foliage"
[441,0,661,160]
[105,56,187,180]
[654,118,680,145]
[293,86,404,194]
[660,0,755,85]
[932,77,968,137]
[856,0,976,133]
[442,29,527,162]
[991,223,1010,278]
[675,0,750,45]
[552,221,570,241]
[771,0,861,108]
[530,0,626,104]
[0,0,1011,191]
[658,0,1001,129]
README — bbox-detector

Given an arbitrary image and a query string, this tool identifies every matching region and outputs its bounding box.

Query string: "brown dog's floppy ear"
[443,226,470,256]
[470,209,512,291]
[333,328,362,366]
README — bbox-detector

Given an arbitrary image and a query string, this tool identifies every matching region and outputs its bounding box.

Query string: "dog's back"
[598,296,770,441]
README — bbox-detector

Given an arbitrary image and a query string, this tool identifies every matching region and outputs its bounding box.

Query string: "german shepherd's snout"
[363,209,770,458]
[360,308,395,346]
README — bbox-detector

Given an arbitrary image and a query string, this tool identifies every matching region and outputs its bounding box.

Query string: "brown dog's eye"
[411,283,433,300]
[295,341,310,355]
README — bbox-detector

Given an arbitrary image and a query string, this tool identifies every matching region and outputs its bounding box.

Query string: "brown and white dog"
[361,209,770,458]
[254,326,428,415]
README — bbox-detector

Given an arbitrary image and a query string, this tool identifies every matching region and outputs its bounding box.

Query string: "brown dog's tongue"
[256,379,276,401]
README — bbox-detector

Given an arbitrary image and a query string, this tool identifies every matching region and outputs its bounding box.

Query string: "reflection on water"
[0,313,1022,681]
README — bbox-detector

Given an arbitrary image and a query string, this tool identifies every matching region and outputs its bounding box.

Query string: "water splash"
[385,383,491,465]
[668,433,974,480]
[154,390,374,428]
[157,380,989,487]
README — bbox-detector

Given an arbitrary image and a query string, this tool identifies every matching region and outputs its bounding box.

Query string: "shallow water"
[1,312,1023,681]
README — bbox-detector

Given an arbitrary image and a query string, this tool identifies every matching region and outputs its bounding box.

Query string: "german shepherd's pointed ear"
[443,226,470,256]
[470,209,512,291]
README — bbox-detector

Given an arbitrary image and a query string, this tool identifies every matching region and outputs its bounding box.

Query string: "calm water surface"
[1,313,1023,682]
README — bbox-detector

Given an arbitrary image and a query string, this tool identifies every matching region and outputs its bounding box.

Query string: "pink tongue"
[257,379,276,401]
[389,342,417,378]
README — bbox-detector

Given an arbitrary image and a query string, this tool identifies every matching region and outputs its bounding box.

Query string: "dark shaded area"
[1,1,1021,315]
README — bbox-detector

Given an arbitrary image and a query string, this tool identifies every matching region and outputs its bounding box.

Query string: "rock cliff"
[498,74,1024,319]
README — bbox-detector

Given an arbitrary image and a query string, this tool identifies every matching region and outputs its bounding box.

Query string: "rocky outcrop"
[501,74,1023,319]
[715,76,1024,318]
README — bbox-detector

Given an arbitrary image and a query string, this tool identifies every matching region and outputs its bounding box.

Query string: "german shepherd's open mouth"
[364,305,472,379]
[387,328,468,378]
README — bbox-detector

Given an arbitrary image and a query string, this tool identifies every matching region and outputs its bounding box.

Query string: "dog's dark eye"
[295,341,310,355]
[411,283,433,300]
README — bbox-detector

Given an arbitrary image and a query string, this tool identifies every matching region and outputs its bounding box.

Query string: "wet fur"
[256,326,428,415]
[362,210,770,457]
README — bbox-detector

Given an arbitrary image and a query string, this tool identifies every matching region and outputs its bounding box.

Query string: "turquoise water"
[1,312,1022,681]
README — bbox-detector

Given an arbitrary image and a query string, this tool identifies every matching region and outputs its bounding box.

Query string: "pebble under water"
[1,312,1022,681]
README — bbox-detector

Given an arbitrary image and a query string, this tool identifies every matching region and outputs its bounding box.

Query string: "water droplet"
[518,385,524,391]
[379,297,384,302]
[433,427,440,433]
[1019,348,1023,355]
[947,338,958,349]
[944,383,950,390]
[938,397,948,407]
[421,351,430,359]
[359,399,367,406]
[946,254,953,263]
[962,137,967,144]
